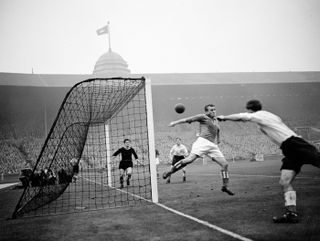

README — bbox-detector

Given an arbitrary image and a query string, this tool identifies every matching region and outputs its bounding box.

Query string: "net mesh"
[13,77,153,218]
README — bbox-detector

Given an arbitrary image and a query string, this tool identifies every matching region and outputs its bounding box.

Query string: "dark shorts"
[73,164,79,174]
[119,160,133,170]
[172,155,185,166]
[280,136,320,173]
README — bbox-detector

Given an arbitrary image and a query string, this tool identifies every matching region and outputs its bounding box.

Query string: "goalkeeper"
[217,99,320,223]
[163,104,234,195]
[112,139,139,188]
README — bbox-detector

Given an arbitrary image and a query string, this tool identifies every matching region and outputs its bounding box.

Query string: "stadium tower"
[93,22,130,77]
[93,49,130,76]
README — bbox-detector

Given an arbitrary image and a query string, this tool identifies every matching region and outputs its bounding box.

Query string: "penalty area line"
[81,176,253,241]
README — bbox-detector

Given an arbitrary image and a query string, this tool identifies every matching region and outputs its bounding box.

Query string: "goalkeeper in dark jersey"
[112,139,139,188]
[163,104,234,195]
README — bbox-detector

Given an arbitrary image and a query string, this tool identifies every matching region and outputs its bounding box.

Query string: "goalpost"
[104,124,112,186]
[12,77,158,218]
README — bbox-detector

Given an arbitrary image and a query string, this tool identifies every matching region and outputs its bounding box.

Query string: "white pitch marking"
[197,173,320,180]
[156,202,253,241]
[82,176,254,241]
[0,182,19,190]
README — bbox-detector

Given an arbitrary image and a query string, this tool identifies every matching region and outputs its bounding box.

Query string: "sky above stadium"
[0,0,320,74]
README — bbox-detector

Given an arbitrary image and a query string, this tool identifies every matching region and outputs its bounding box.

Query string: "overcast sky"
[0,0,320,74]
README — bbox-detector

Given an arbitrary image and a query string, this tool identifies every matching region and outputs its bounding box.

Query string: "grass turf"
[1,157,319,241]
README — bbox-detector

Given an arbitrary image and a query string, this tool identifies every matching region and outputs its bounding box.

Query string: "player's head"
[176,137,182,145]
[204,104,216,117]
[124,139,131,148]
[246,100,262,112]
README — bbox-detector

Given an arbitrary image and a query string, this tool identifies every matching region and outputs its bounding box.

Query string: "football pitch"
[0,157,319,241]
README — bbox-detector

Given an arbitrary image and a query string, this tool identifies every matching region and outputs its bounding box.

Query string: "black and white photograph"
[0,0,319,240]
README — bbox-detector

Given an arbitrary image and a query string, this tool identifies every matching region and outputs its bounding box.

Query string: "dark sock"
[171,160,187,175]
[286,205,297,213]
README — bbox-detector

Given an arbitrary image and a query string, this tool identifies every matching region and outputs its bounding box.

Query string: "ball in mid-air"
[174,103,185,114]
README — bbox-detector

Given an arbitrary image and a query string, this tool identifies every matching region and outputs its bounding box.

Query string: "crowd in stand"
[1,121,319,174]
[0,138,43,174]
[0,142,25,174]
[154,121,282,164]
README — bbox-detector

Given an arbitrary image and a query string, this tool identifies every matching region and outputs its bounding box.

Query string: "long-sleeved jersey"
[224,110,298,146]
[112,147,138,161]
[185,114,220,143]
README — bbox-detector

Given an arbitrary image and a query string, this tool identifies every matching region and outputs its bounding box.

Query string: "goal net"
[12,77,158,218]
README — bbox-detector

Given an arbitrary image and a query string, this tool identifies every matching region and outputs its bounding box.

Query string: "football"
[174,103,185,114]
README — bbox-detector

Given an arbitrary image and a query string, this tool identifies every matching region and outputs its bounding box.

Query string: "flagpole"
[108,21,111,51]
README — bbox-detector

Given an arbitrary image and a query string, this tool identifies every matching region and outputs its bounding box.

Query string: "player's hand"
[168,121,176,127]
[217,115,225,121]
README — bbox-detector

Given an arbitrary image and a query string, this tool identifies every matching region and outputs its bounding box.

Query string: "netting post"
[145,78,158,203]
[105,124,113,187]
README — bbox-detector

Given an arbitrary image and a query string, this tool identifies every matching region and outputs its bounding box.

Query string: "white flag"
[96,25,109,35]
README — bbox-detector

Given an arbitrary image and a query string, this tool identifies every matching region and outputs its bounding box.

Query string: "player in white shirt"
[167,138,189,183]
[217,99,320,223]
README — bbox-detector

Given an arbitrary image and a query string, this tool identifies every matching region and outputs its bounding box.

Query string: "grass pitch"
[1,157,319,241]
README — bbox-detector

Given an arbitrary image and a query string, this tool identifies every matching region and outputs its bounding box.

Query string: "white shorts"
[191,137,225,159]
[155,157,160,165]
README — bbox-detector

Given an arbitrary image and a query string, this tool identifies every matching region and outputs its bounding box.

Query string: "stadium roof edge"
[0,71,320,87]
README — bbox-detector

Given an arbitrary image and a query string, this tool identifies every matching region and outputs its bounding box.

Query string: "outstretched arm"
[169,146,174,160]
[112,148,121,157]
[217,113,251,122]
[168,118,188,127]
[169,114,202,127]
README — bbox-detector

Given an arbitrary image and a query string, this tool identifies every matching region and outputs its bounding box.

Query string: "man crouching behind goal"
[217,99,320,223]
[163,104,234,196]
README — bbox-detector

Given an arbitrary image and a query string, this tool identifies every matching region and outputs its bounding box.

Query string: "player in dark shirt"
[112,139,139,188]
[163,104,234,195]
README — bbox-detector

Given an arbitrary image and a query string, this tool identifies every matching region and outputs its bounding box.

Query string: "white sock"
[284,190,297,212]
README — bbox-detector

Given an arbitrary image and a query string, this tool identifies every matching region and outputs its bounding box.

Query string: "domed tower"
[93,22,131,76]
[93,49,131,75]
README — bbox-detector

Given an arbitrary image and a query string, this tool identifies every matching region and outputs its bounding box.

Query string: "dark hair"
[123,139,131,143]
[246,100,262,111]
[204,104,215,111]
